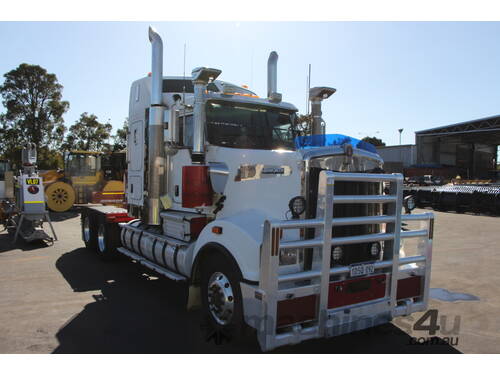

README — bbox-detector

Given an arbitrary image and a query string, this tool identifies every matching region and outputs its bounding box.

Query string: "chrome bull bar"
[247,171,434,352]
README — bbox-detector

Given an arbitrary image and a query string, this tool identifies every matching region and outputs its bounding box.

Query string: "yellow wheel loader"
[41,151,126,212]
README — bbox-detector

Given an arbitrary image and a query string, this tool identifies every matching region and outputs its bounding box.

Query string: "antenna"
[250,49,254,88]
[306,64,311,114]
[182,42,186,105]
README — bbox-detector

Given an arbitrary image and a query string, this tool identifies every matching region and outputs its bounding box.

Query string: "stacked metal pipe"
[404,184,500,216]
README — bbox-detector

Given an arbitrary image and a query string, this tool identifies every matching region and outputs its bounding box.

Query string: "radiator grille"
[306,167,383,267]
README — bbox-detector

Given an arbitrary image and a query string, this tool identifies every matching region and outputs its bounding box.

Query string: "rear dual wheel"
[81,210,119,260]
[81,210,97,251]
[96,217,120,260]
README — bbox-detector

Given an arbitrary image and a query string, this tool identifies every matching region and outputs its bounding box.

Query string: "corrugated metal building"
[415,115,500,179]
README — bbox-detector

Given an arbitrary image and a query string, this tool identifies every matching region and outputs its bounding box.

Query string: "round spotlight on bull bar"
[289,196,306,219]
[332,246,343,262]
[370,242,381,258]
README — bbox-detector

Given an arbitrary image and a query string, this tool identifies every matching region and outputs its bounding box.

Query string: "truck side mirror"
[403,195,416,214]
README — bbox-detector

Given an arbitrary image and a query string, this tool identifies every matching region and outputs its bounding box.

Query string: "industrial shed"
[415,115,500,180]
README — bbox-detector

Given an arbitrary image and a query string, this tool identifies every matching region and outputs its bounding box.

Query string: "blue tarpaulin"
[294,134,378,154]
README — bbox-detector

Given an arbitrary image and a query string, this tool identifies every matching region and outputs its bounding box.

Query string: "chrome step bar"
[254,171,434,351]
[117,246,186,282]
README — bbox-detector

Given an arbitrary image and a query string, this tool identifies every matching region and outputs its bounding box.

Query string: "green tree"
[112,118,128,151]
[64,113,112,151]
[295,113,312,136]
[0,63,69,169]
[362,136,386,147]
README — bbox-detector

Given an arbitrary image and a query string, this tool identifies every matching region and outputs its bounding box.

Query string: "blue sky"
[1,21,500,145]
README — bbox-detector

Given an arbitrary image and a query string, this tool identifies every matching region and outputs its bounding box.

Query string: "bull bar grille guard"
[242,171,434,352]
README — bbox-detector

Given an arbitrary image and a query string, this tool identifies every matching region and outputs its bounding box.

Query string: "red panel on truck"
[182,165,213,208]
[328,274,387,309]
[277,295,318,328]
[396,276,422,300]
[276,274,389,328]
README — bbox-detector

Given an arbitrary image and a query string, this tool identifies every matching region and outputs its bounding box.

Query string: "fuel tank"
[121,220,189,276]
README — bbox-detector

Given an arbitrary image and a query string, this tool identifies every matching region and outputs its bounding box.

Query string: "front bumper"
[241,171,434,352]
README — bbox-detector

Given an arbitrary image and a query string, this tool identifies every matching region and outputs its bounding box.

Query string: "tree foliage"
[112,118,128,151]
[295,114,312,136]
[64,113,112,151]
[0,63,69,169]
[361,136,386,147]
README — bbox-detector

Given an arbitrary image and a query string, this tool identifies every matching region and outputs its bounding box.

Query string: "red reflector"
[397,276,422,300]
[328,274,386,309]
[212,226,223,234]
[277,295,317,327]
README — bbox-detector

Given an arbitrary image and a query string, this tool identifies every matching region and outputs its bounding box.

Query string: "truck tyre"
[200,252,244,341]
[96,216,120,261]
[81,210,97,251]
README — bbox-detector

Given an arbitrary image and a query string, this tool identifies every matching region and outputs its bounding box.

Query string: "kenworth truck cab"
[82,27,434,351]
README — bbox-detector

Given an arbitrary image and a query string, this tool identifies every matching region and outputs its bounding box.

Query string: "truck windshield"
[206,101,296,150]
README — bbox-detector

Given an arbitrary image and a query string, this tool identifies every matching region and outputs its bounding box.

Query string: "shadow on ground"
[0,232,51,253]
[48,210,79,222]
[0,210,77,253]
[53,247,461,354]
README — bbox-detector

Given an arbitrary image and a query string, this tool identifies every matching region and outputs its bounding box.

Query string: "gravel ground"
[0,208,497,353]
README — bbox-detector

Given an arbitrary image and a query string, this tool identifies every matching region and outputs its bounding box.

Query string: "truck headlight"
[332,246,343,262]
[288,196,306,218]
[279,248,303,265]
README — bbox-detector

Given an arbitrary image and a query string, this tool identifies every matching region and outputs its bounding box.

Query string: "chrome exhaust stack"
[267,51,282,103]
[309,86,336,135]
[191,67,221,163]
[146,26,166,225]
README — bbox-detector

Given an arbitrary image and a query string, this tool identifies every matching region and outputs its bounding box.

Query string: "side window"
[180,115,194,148]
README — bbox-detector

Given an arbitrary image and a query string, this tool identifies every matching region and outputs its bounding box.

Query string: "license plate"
[350,263,375,277]
[25,178,40,185]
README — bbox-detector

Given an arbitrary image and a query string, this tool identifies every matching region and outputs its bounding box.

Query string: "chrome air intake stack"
[309,86,336,135]
[267,51,282,103]
[191,67,221,163]
[146,26,166,225]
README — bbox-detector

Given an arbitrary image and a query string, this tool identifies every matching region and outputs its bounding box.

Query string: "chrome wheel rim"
[83,216,91,243]
[207,272,234,326]
[97,224,106,253]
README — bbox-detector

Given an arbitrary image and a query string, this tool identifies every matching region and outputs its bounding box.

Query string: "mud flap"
[187,284,201,311]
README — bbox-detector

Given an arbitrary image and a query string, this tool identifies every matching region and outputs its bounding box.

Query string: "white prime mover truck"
[82,27,434,351]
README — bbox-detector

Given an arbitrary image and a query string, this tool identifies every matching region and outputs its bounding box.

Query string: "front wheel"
[200,252,244,342]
